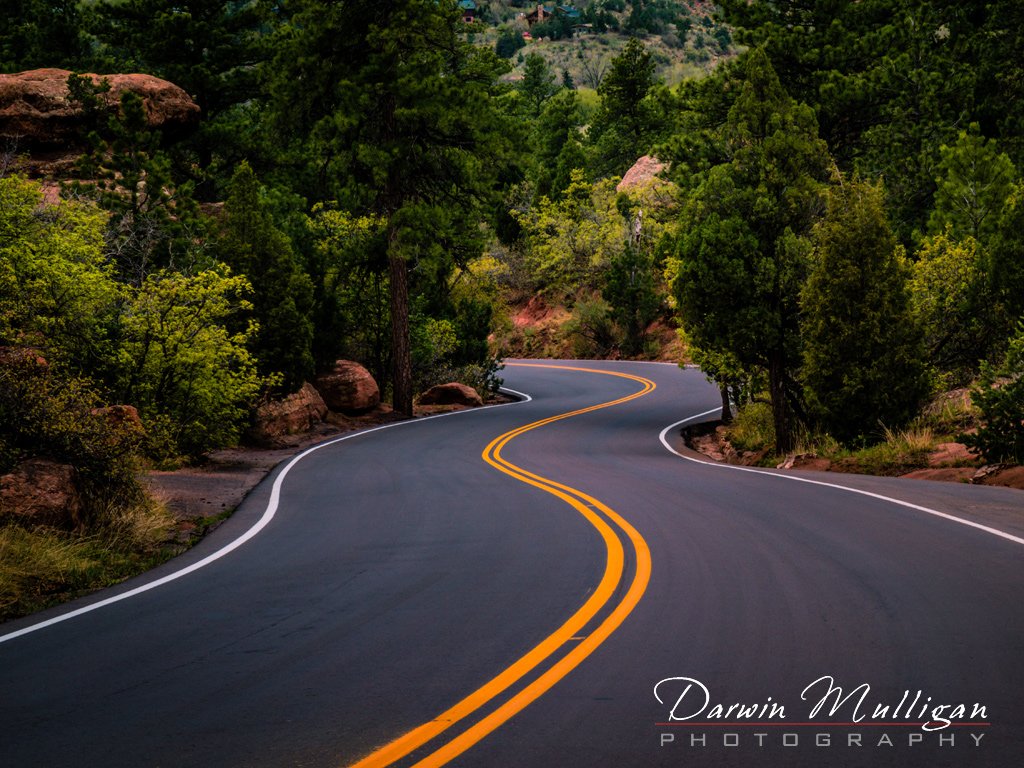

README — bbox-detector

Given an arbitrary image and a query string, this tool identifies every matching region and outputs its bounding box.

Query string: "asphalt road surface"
[2,360,1022,768]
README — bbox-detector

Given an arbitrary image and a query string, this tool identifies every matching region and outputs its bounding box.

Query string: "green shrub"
[965,323,1024,463]
[728,402,775,452]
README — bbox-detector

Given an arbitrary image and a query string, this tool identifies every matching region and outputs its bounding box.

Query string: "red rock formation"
[418,382,483,407]
[314,361,381,414]
[249,382,329,445]
[0,458,83,529]
[616,155,668,193]
[0,68,200,177]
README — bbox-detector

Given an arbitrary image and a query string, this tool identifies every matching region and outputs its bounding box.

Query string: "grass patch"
[0,498,175,623]
[727,401,775,453]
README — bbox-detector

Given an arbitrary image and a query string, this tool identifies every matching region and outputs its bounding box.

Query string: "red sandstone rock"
[0,458,83,529]
[249,383,329,444]
[314,361,380,414]
[418,382,483,408]
[616,155,668,192]
[0,69,198,153]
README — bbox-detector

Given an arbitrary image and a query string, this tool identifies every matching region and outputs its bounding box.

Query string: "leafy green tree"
[928,128,1017,246]
[91,0,270,184]
[514,171,626,298]
[0,176,122,380]
[964,322,1024,464]
[672,49,830,452]
[69,84,207,283]
[218,162,315,394]
[495,27,526,60]
[116,267,263,459]
[909,232,994,382]
[988,183,1024,328]
[801,178,930,443]
[532,89,587,198]
[268,0,512,415]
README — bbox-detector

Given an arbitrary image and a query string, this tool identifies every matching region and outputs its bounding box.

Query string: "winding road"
[1,360,1022,767]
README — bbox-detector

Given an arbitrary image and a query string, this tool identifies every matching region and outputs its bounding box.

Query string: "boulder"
[249,382,329,444]
[91,404,145,436]
[616,155,668,193]
[314,361,380,414]
[0,458,83,529]
[418,382,484,408]
[0,69,200,176]
[0,345,48,369]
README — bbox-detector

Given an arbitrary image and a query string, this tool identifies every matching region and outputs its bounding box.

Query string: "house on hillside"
[525,4,553,25]
[459,0,478,22]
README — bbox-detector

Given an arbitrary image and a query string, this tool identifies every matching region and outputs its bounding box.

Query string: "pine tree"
[219,162,315,395]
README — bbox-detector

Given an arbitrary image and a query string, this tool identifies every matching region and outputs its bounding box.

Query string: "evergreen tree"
[672,50,830,452]
[520,54,559,116]
[0,0,91,72]
[928,128,1017,246]
[219,162,315,394]
[801,178,930,443]
[589,38,664,177]
[268,0,512,414]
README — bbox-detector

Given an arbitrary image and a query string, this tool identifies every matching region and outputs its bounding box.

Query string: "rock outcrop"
[616,155,668,193]
[248,382,329,445]
[0,68,200,176]
[314,361,380,414]
[0,458,83,529]
[418,382,483,408]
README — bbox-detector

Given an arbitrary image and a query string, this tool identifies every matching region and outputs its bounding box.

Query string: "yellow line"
[346,363,654,768]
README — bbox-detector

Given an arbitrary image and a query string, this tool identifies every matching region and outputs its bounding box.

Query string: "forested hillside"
[1,1,1023,612]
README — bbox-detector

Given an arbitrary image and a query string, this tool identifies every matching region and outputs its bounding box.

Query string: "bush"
[965,323,1024,463]
[0,353,145,522]
[728,402,775,453]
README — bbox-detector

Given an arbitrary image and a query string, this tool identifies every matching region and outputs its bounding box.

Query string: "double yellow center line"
[348,363,655,767]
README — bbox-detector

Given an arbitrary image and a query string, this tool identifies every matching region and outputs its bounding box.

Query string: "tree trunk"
[769,352,794,453]
[388,251,413,417]
[719,384,733,424]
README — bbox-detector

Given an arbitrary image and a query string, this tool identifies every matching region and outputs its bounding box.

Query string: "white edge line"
[659,410,1024,548]
[0,388,534,646]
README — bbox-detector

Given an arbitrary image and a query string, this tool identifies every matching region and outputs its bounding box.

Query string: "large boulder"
[249,382,329,444]
[418,382,483,408]
[314,361,380,414]
[0,458,83,529]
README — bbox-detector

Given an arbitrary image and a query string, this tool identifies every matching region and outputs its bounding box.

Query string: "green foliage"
[68,84,207,283]
[929,128,1017,245]
[563,295,619,358]
[589,38,667,177]
[514,171,627,298]
[520,53,559,116]
[267,0,515,414]
[116,267,263,459]
[965,323,1024,464]
[496,27,527,59]
[0,354,144,518]
[909,231,994,381]
[801,178,930,443]
[603,245,661,357]
[0,0,90,72]
[219,162,315,394]
[727,401,775,453]
[0,176,122,378]
[672,49,830,451]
